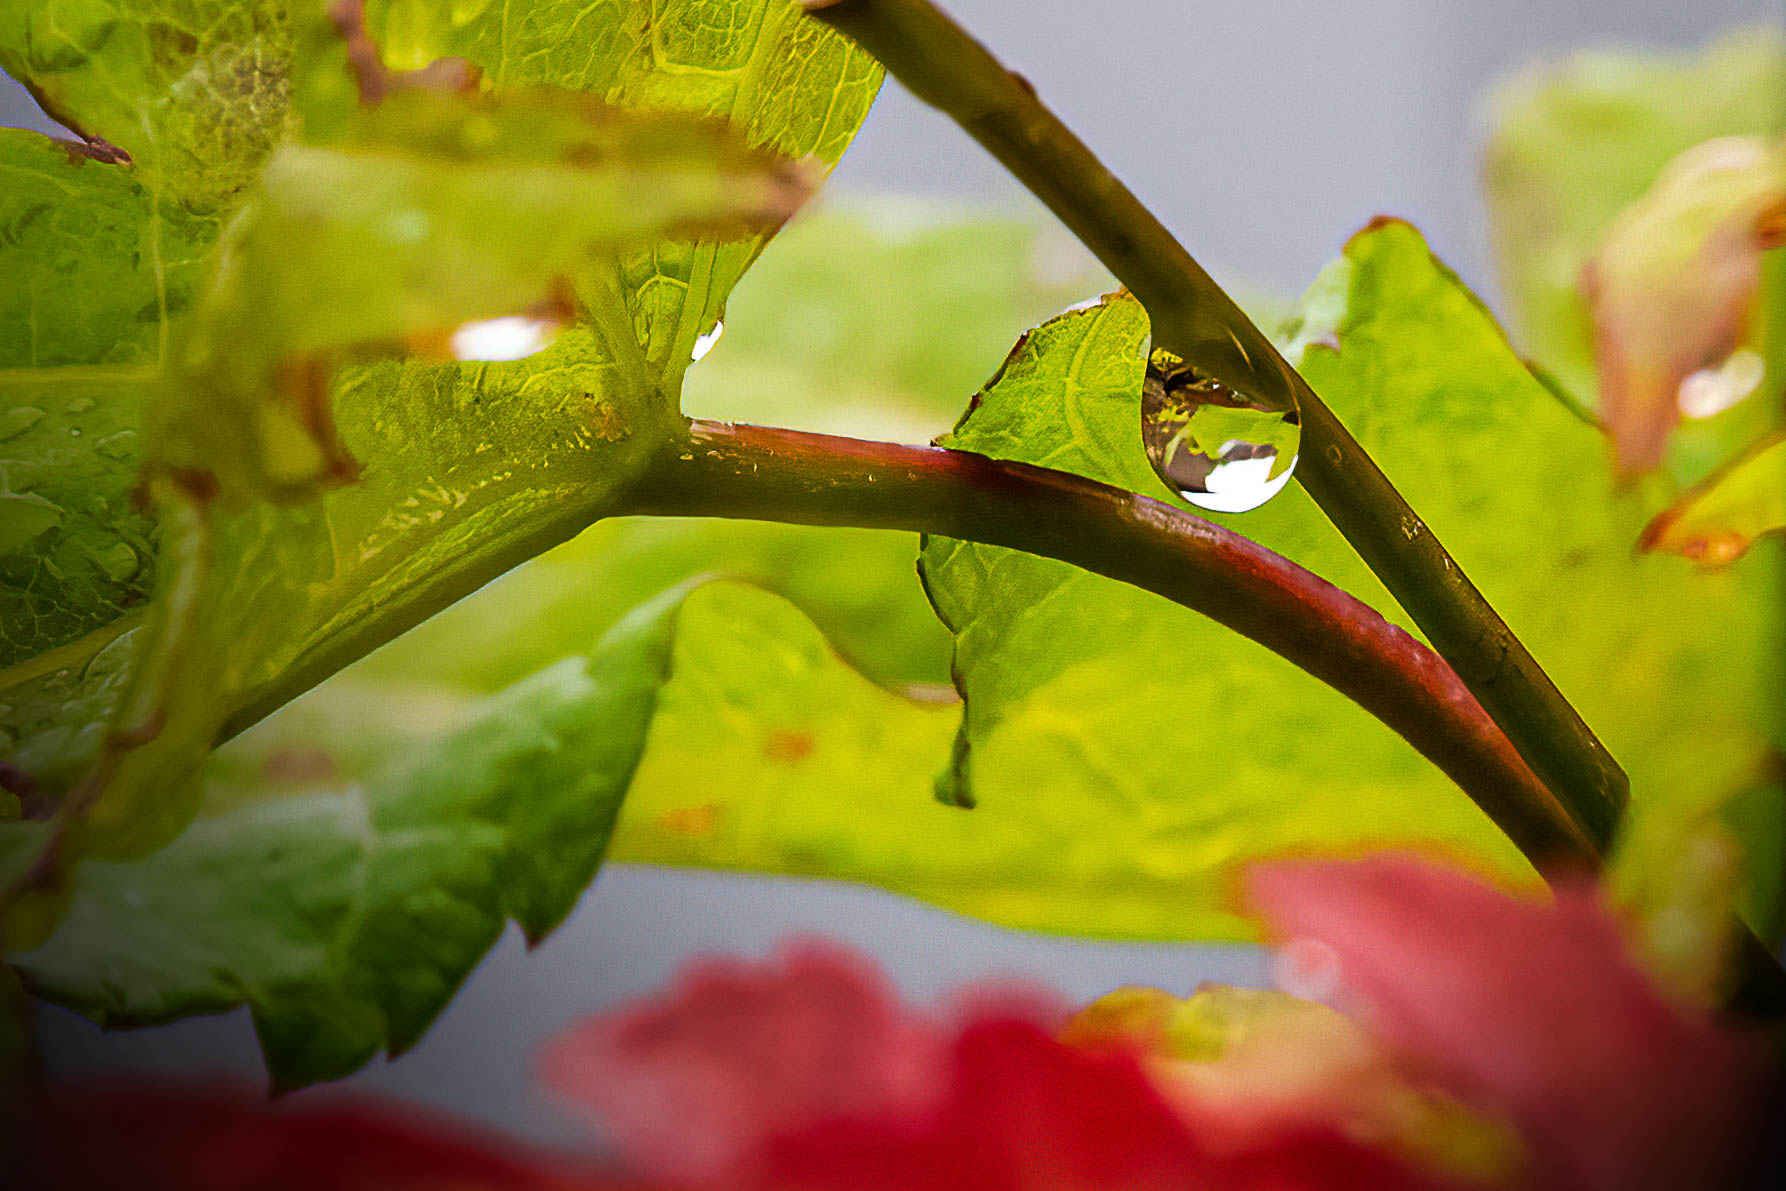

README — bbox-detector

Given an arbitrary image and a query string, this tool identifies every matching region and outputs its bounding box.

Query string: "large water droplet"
[691,319,724,363]
[1141,349,1300,514]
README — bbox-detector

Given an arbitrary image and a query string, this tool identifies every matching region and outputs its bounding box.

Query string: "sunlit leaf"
[14,580,959,1087]
[150,85,815,503]
[1640,430,1786,567]
[363,0,884,376]
[11,207,1104,1076]
[920,219,1784,939]
[369,206,1109,696]
[1,0,879,917]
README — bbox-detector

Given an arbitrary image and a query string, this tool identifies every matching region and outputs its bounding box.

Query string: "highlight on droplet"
[1677,348,1765,420]
[449,315,561,362]
[691,319,725,363]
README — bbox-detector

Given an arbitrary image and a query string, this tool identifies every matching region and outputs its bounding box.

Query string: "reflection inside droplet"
[691,319,724,363]
[1141,349,1300,514]
[449,315,561,362]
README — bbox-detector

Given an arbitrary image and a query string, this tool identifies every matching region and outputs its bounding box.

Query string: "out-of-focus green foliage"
[1484,27,1786,486]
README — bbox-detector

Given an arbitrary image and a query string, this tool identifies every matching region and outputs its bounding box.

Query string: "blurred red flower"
[15,855,1776,1190]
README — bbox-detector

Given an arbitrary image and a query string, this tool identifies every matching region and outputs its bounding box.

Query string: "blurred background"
[9,0,1779,1147]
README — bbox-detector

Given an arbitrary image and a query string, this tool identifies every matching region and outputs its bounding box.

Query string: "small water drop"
[449,315,561,362]
[63,396,96,415]
[1677,348,1764,420]
[0,406,44,441]
[691,319,724,363]
[1141,349,1300,514]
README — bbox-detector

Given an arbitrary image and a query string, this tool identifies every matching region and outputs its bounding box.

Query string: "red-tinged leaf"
[766,1019,1455,1191]
[1640,429,1786,566]
[12,1081,624,1191]
[540,939,952,1184]
[1582,135,1786,477]
[1247,856,1768,1190]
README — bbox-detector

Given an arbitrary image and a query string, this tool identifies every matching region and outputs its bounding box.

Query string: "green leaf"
[2,1,881,917]
[364,0,883,377]
[0,130,213,671]
[15,580,957,1088]
[364,205,1111,696]
[1484,27,1786,477]
[919,219,1784,938]
[0,1,295,208]
[149,85,815,502]
[12,197,1109,1079]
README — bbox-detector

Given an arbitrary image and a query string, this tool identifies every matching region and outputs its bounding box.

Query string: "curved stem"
[802,0,1628,850]
[621,419,1596,871]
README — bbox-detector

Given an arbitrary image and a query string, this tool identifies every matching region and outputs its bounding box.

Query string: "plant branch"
[801,0,1628,852]
[622,419,1596,871]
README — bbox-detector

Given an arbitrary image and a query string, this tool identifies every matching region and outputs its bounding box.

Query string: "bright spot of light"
[450,316,560,362]
[1678,349,1765,420]
[691,320,725,363]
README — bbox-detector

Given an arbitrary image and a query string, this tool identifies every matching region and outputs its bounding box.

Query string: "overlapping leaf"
[362,0,883,375]
[918,220,1784,940]
[14,207,1107,1085]
[14,580,960,1088]
[1,0,880,928]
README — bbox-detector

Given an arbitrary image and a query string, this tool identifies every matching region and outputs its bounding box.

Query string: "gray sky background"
[10,0,1781,1146]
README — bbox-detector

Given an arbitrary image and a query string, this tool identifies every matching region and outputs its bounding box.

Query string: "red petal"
[13,1080,622,1191]
[767,1019,1453,1191]
[540,939,951,1183]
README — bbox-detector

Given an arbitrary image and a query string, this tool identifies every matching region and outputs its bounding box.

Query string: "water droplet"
[63,396,96,415]
[691,319,724,363]
[95,430,139,461]
[449,315,561,362]
[0,406,44,441]
[1678,349,1764,420]
[1141,349,1300,513]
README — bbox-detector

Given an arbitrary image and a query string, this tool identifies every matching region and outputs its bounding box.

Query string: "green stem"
[802,0,1627,851]
[625,420,1595,870]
